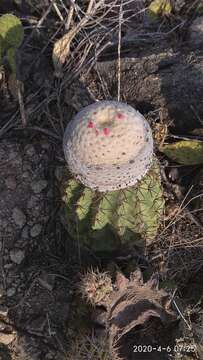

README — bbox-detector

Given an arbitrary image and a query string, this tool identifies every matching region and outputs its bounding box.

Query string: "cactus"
[68,269,177,360]
[0,14,24,73]
[79,269,113,306]
[63,101,164,252]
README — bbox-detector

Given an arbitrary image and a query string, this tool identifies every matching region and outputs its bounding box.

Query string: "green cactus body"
[63,160,164,252]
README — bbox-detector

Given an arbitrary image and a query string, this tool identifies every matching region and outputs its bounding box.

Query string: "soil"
[0,1,203,360]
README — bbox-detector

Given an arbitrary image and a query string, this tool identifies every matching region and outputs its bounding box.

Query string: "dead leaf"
[52,30,75,78]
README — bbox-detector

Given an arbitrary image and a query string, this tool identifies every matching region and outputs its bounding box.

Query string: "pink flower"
[116,112,125,120]
[103,127,110,136]
[87,121,94,128]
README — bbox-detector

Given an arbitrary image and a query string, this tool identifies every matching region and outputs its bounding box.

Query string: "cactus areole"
[63,101,153,192]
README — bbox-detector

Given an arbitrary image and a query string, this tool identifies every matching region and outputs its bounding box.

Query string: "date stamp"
[133,344,197,353]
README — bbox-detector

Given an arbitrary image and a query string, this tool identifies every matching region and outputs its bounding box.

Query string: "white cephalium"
[63,101,153,192]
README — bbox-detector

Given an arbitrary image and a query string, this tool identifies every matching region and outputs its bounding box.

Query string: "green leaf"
[0,14,24,49]
[161,140,203,165]
[148,0,172,18]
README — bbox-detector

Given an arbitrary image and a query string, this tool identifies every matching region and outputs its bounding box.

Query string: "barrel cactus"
[62,101,164,252]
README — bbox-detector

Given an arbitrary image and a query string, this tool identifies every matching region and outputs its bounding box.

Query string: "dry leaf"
[52,31,75,78]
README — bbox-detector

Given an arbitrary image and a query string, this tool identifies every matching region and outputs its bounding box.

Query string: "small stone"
[22,171,30,179]
[0,333,15,345]
[27,195,38,209]
[5,176,17,190]
[4,263,13,270]
[7,288,16,297]
[25,145,36,156]
[21,226,29,239]
[31,180,48,194]
[45,353,54,359]
[12,207,26,228]
[30,224,42,237]
[38,273,56,291]
[47,189,53,198]
[10,249,25,264]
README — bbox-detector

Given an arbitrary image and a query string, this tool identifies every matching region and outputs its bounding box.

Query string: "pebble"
[22,171,30,179]
[7,288,16,297]
[21,225,29,239]
[4,263,13,270]
[26,145,36,157]
[27,195,38,209]
[10,249,25,264]
[45,353,54,359]
[30,224,42,237]
[31,180,48,194]
[12,207,26,228]
[38,273,56,291]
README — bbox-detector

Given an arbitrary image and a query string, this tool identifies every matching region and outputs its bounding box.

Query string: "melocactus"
[62,101,164,251]
[63,101,153,192]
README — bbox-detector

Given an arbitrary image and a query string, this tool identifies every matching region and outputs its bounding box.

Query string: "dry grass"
[68,331,111,360]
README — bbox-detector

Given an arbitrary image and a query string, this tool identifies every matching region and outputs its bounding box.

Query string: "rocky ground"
[0,1,203,360]
[0,141,73,359]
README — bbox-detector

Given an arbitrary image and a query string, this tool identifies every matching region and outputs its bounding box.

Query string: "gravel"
[12,207,26,228]
[10,249,25,264]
